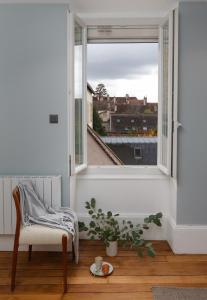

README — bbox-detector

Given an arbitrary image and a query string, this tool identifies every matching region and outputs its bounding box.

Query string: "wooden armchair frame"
[11,186,73,293]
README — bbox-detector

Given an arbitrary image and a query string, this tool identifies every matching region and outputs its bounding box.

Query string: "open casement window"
[69,14,87,176]
[158,12,174,175]
[68,13,87,209]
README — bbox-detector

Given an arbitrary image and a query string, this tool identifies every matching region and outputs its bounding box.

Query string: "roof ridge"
[87,125,123,165]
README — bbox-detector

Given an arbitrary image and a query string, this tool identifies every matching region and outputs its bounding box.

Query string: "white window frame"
[157,12,174,175]
[69,13,88,176]
[172,8,179,179]
[72,14,177,177]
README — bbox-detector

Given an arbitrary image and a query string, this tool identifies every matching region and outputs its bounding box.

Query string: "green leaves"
[79,198,162,258]
[107,211,112,218]
[85,201,90,210]
[91,198,96,209]
[78,221,88,232]
[90,221,96,228]
[146,246,156,257]
[144,212,162,227]
[156,212,163,219]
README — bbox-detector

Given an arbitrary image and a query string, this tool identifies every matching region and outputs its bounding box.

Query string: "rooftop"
[101,136,158,144]
[87,125,123,164]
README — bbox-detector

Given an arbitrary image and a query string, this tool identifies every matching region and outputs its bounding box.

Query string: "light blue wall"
[0,4,70,205]
[177,2,207,224]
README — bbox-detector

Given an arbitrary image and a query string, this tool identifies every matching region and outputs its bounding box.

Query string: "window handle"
[176,121,183,129]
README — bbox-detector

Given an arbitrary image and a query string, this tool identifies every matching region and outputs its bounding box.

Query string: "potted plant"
[79,198,162,257]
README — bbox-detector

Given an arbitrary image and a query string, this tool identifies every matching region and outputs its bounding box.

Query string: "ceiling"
[73,0,178,17]
[71,0,179,25]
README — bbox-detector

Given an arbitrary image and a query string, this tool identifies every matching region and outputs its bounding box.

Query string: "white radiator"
[0,176,61,235]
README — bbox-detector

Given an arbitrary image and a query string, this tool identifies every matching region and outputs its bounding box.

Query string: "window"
[70,17,176,173]
[134,147,142,159]
[74,21,84,167]
[158,12,174,175]
[70,15,87,175]
[87,42,158,166]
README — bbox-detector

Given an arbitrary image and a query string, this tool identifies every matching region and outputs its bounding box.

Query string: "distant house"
[144,103,158,113]
[109,113,157,134]
[101,136,157,165]
[93,95,158,134]
[93,95,148,113]
[87,84,122,165]
[87,125,123,165]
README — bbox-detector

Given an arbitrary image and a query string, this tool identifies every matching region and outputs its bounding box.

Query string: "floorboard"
[0,240,207,299]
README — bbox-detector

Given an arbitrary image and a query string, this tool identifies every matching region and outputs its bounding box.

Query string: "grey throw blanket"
[18,181,79,263]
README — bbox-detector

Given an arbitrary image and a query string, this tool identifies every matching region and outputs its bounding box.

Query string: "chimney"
[126,94,129,104]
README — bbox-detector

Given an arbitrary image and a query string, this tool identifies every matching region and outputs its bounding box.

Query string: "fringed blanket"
[18,181,79,263]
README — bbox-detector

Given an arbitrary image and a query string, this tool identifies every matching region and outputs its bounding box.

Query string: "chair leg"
[72,241,75,261]
[28,245,32,261]
[62,235,68,293]
[11,238,19,291]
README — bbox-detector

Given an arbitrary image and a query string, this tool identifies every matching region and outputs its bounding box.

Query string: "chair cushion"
[19,224,72,245]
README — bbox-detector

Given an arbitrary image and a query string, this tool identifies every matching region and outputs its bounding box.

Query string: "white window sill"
[75,164,87,175]
[77,165,169,180]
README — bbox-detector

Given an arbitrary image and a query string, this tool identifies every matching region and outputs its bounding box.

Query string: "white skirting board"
[1,215,207,253]
[0,213,167,251]
[167,217,207,254]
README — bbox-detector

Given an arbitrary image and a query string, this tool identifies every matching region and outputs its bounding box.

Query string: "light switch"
[49,114,58,124]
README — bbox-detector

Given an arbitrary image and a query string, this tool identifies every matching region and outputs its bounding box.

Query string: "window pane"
[161,21,169,167]
[87,43,158,166]
[75,22,83,166]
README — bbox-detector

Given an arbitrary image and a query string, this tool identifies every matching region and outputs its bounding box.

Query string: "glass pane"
[161,20,169,167]
[74,22,83,166]
[87,43,158,166]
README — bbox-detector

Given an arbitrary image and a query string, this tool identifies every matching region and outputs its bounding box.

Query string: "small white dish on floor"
[90,262,113,277]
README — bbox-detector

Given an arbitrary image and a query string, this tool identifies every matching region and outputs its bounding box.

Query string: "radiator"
[0,176,61,235]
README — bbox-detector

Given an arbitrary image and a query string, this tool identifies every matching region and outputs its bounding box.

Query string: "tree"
[95,83,108,99]
[93,107,106,136]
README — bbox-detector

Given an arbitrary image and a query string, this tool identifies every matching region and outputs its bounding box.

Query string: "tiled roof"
[87,125,123,165]
[87,83,95,94]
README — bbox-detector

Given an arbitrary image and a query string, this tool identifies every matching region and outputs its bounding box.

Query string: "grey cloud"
[87,43,158,81]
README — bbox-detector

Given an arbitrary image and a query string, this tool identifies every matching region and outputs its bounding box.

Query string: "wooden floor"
[1,240,207,299]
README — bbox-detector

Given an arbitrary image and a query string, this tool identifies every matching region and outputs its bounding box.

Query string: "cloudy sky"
[87,43,158,103]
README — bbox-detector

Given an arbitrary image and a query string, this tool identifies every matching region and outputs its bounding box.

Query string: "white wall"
[76,167,171,240]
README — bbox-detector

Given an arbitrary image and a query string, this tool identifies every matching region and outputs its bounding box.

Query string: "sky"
[87,43,158,103]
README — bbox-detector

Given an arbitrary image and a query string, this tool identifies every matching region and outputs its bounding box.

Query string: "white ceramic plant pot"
[106,241,118,256]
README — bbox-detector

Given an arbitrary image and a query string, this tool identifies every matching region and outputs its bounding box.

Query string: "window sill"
[77,165,169,180]
[75,164,87,175]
